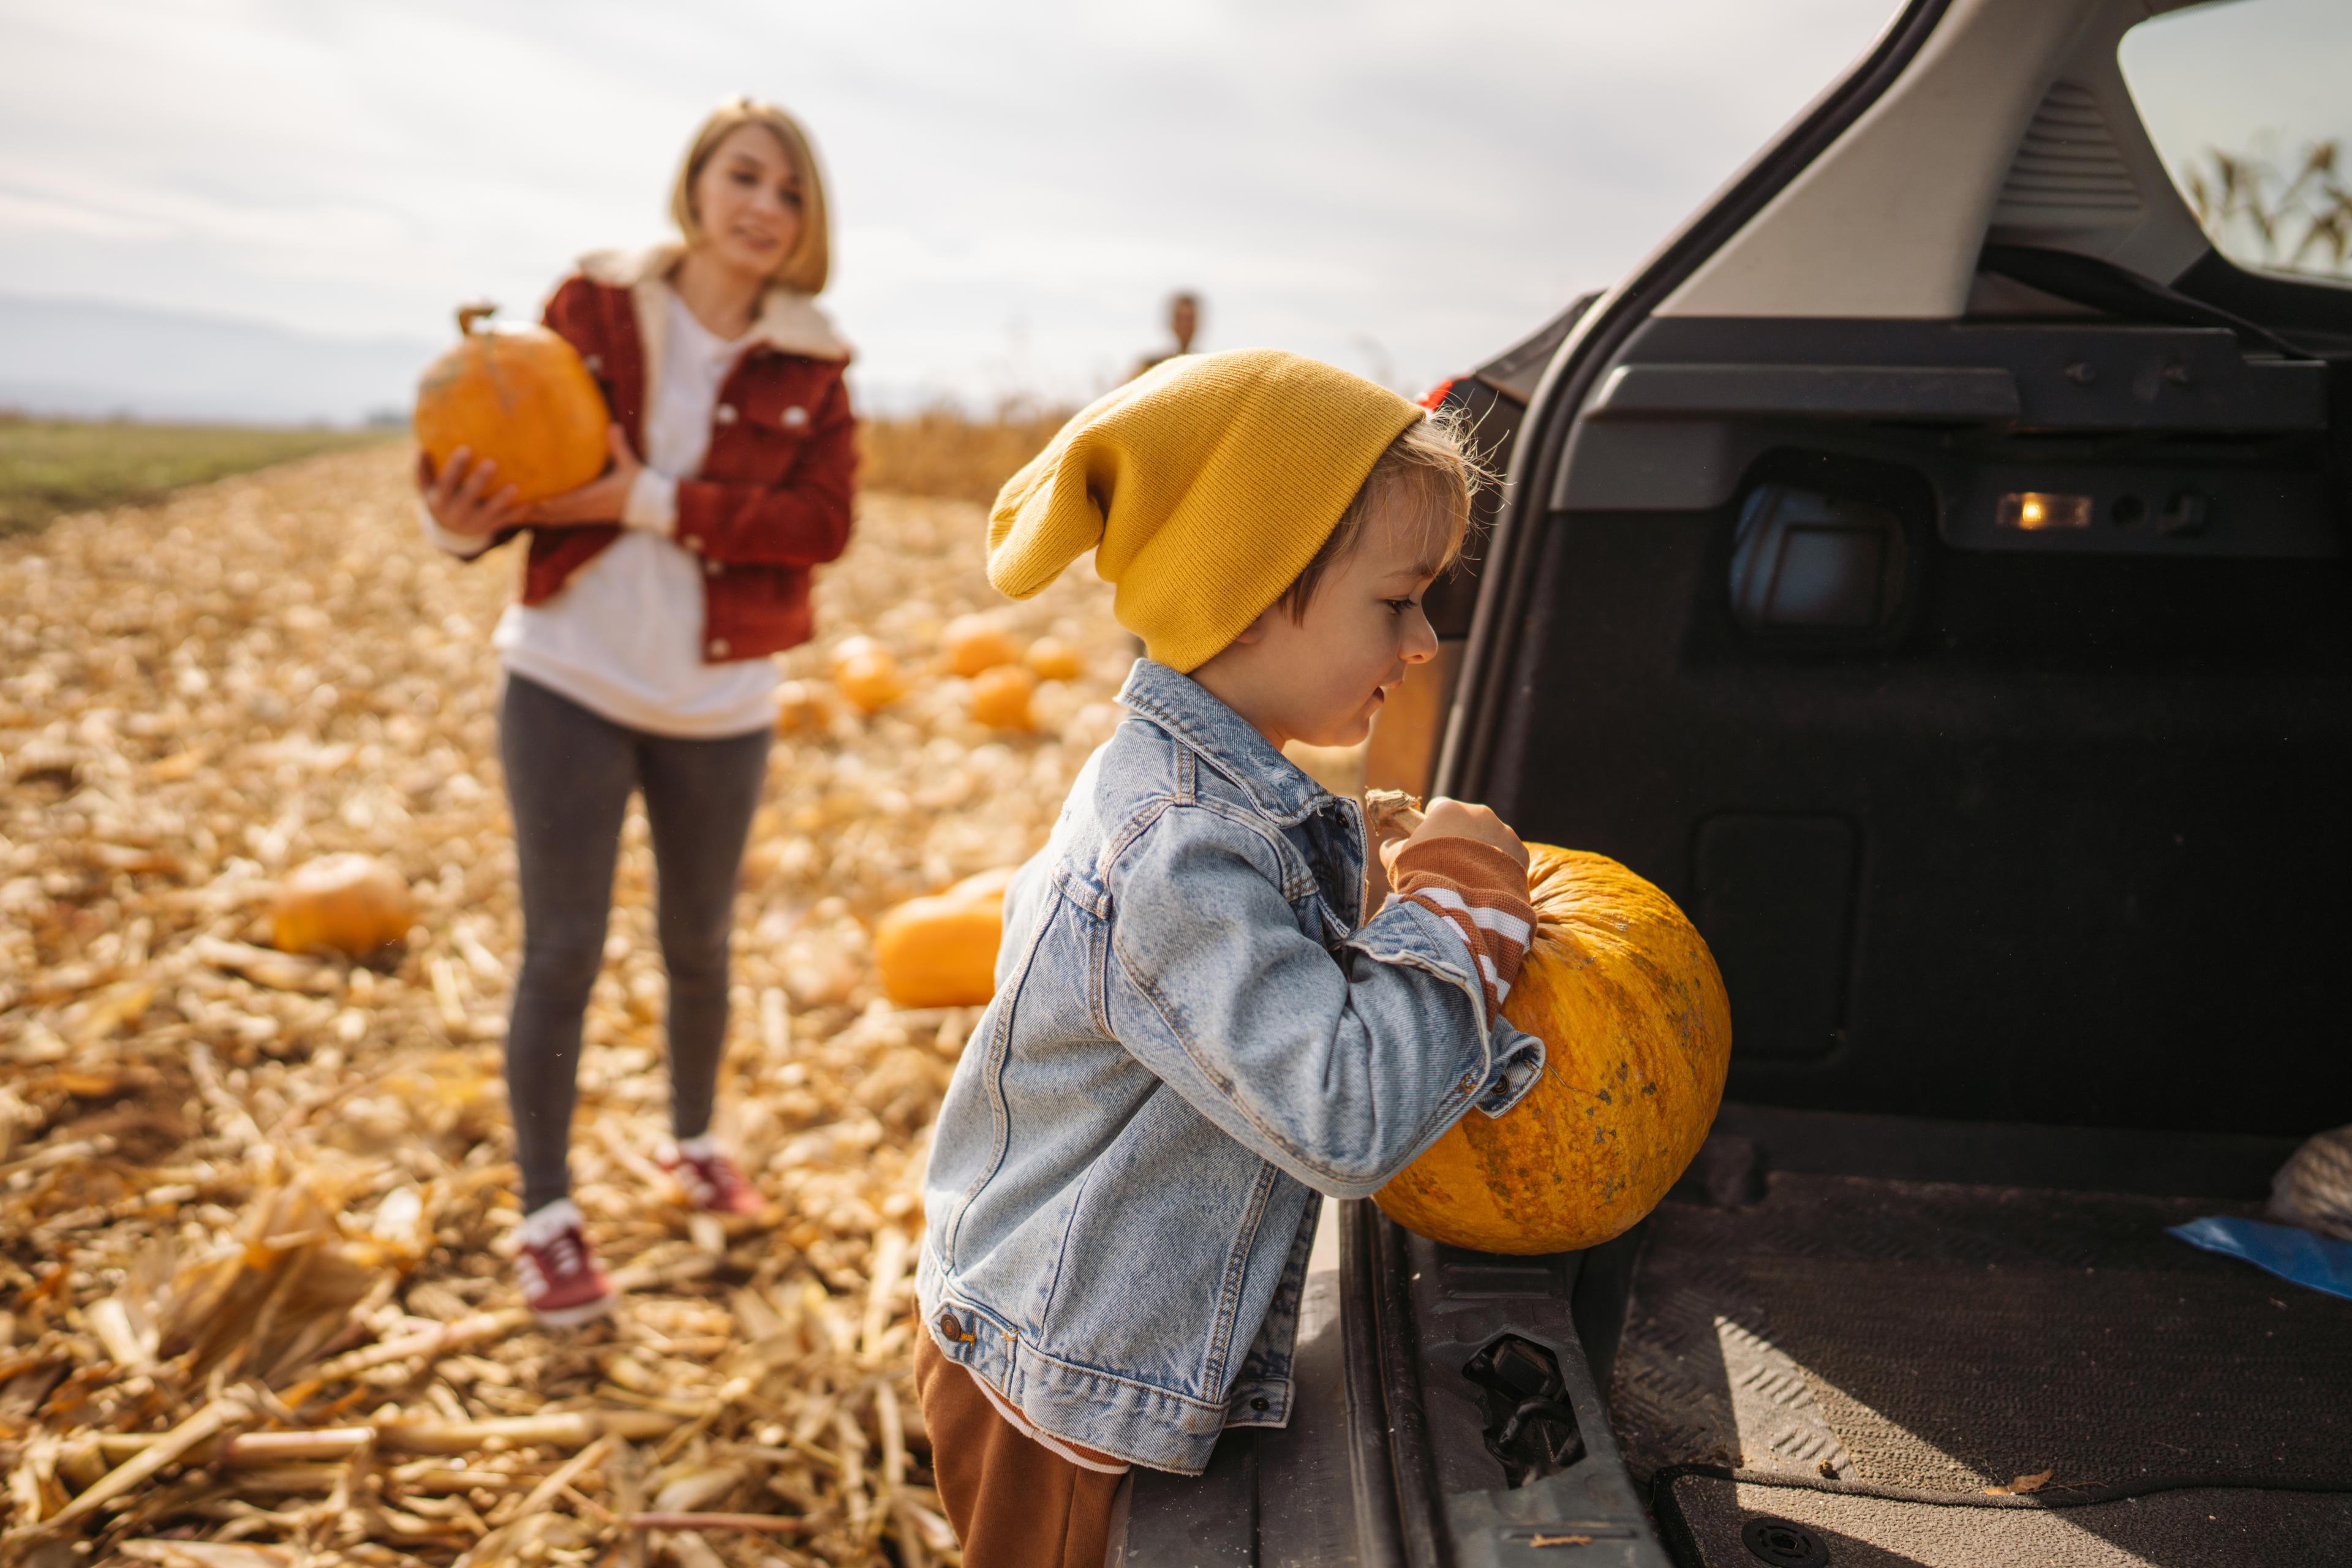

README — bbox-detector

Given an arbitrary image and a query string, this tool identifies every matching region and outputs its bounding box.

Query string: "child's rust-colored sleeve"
[1387,838,1537,1017]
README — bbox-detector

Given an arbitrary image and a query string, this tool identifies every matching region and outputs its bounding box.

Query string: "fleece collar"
[575,244,851,363]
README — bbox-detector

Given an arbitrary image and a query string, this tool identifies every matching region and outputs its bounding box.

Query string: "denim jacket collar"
[1117,658,1339,828]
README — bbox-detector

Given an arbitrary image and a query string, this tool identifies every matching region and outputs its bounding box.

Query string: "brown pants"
[914,1333,1127,1568]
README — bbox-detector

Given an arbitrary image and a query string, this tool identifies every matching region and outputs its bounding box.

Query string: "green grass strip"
[0,414,399,535]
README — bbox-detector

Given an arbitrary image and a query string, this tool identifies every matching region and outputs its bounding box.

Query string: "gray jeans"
[497,672,771,1215]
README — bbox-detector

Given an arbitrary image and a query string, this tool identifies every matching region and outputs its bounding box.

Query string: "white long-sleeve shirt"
[421,285,780,737]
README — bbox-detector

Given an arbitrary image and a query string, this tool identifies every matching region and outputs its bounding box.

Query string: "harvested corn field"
[0,445,1137,1566]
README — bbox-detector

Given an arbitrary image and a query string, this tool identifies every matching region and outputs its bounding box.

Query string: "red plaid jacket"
[473,247,858,663]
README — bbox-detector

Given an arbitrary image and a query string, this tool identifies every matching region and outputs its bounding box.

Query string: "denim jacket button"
[1250,1396,1270,1413]
[936,1308,973,1344]
[1457,1073,1476,1094]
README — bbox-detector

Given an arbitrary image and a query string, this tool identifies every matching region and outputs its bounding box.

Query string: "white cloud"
[0,0,1913,410]
[0,187,170,240]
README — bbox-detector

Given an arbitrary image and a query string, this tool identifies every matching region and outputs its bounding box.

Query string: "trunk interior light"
[1997,491,2093,532]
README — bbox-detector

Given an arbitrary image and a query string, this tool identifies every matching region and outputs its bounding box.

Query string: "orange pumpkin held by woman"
[1373,844,1732,1254]
[413,304,611,503]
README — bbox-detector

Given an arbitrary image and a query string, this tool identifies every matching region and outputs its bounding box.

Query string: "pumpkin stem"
[455,302,499,336]
[1365,788,1425,839]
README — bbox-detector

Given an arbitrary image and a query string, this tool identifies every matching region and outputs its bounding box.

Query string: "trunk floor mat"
[1654,1472,2352,1568]
[1607,1174,2352,1502]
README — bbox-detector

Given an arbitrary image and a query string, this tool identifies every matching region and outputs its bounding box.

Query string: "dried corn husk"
[0,447,1131,1564]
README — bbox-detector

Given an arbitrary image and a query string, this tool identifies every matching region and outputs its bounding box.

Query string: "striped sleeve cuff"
[1388,837,1536,1017]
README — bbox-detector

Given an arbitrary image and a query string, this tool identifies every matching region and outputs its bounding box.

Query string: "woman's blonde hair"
[669,98,832,295]
[1276,402,1493,622]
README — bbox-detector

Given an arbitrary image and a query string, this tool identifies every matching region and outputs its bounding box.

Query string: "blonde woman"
[417,99,855,1325]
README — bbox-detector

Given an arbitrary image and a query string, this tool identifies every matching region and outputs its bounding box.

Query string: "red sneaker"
[660,1139,766,1216]
[514,1200,616,1327]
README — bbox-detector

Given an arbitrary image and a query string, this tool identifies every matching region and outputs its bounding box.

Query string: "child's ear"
[1229,609,1273,647]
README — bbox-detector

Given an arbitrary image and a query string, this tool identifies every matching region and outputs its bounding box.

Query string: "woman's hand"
[1379,796,1531,881]
[417,446,526,538]
[518,426,643,529]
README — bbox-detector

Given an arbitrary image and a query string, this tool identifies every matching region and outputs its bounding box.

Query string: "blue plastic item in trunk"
[2168,1215,2352,1302]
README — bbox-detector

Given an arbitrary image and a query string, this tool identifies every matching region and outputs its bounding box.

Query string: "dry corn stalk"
[0,446,1123,1563]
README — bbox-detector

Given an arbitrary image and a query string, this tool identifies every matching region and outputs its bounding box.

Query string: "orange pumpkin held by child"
[413,304,609,502]
[1373,843,1732,1255]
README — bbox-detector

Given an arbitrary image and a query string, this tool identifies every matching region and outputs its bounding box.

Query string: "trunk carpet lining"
[1655,1472,2352,1568]
[1607,1172,2352,1548]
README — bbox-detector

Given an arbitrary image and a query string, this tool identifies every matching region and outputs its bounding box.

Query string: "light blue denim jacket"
[916,660,1544,1474]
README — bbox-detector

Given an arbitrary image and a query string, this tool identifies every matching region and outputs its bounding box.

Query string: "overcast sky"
[1,0,2343,412]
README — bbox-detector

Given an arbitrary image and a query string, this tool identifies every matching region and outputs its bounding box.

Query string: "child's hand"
[1380,796,1529,880]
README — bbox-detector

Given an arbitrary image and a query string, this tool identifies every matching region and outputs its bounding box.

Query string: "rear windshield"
[2118,0,2352,281]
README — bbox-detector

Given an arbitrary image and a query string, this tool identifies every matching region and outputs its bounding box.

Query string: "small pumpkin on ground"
[943,614,1021,678]
[834,647,908,714]
[827,635,888,677]
[968,665,1038,731]
[413,304,609,502]
[1372,831,1732,1255]
[1024,636,1084,682]
[874,865,1020,1008]
[273,853,416,959]
[773,679,835,735]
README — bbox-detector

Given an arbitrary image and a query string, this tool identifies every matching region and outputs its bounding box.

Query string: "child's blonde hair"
[669,98,832,295]
[1276,402,1493,622]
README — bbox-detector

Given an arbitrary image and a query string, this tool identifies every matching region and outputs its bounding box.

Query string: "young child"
[915,349,1546,1566]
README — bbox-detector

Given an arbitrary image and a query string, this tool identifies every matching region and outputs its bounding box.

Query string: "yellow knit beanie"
[987,349,1420,673]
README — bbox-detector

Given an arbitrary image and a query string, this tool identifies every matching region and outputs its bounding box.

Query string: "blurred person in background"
[1133,290,1202,378]
[415,98,856,1327]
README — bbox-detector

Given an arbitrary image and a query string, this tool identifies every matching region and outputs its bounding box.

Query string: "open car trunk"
[1121,0,2352,1561]
[1115,1114,2352,1567]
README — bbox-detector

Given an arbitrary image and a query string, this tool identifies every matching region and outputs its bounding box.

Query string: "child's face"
[1193,499,1447,752]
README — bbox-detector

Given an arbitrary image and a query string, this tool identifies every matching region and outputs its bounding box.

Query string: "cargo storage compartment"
[1599,1108,2352,1568]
